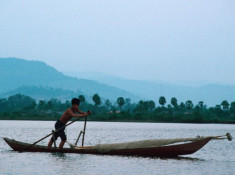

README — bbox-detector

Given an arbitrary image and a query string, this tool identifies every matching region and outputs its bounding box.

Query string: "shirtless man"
[48,98,91,149]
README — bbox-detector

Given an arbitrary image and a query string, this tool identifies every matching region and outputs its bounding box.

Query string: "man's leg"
[59,130,67,149]
[59,140,66,149]
[48,140,53,148]
[48,132,58,148]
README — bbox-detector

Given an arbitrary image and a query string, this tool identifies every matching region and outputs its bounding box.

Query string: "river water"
[0,121,234,175]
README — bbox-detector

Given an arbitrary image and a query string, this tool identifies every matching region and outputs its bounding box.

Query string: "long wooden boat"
[3,137,213,157]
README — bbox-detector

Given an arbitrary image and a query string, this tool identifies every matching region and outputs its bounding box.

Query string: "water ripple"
[0,121,234,175]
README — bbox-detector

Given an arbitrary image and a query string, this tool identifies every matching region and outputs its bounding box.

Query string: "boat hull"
[3,137,212,157]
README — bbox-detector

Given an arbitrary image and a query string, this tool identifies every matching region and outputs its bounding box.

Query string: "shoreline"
[1,118,234,124]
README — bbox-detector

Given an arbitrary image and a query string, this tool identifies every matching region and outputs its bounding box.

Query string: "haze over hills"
[65,71,235,107]
[0,86,82,102]
[0,58,140,102]
[0,57,234,106]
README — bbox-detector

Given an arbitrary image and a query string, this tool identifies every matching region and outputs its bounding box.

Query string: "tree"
[7,94,36,111]
[159,96,166,107]
[78,95,85,104]
[38,100,47,110]
[47,100,53,109]
[221,100,229,111]
[185,100,193,110]
[0,98,8,112]
[197,101,205,112]
[148,100,155,111]
[134,100,155,113]
[47,98,62,110]
[215,105,221,110]
[230,101,235,113]
[198,101,204,108]
[215,105,222,116]
[171,97,178,108]
[105,99,112,111]
[92,94,101,106]
[117,97,125,110]
[125,98,131,104]
[63,100,71,109]
[124,98,132,112]
[134,100,145,113]
[179,102,185,110]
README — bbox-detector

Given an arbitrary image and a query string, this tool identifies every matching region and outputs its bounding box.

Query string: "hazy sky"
[0,0,234,85]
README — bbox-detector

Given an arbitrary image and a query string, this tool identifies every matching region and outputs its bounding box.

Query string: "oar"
[19,117,84,152]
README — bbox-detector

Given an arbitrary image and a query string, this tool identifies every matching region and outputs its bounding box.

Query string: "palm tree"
[221,100,229,110]
[117,97,125,110]
[171,97,178,108]
[78,95,85,104]
[159,96,166,107]
[92,94,101,106]
[185,100,193,110]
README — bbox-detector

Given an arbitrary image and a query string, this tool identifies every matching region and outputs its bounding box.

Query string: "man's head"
[71,98,80,106]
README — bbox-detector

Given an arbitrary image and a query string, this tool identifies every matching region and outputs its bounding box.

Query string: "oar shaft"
[75,130,83,146]
[20,117,83,152]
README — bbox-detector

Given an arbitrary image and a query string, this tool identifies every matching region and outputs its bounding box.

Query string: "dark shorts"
[50,120,67,141]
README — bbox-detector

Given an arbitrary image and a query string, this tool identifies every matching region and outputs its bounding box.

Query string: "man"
[48,98,91,149]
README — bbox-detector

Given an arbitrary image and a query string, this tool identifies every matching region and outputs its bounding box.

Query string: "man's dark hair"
[71,98,80,105]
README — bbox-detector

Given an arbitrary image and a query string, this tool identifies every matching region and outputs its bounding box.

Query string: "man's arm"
[69,109,88,117]
[77,109,86,114]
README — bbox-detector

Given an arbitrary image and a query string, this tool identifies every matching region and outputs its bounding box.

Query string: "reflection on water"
[168,156,204,161]
[0,121,234,175]
[116,155,205,161]
[51,152,67,159]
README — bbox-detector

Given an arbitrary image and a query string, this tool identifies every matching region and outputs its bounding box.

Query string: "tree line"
[0,93,234,123]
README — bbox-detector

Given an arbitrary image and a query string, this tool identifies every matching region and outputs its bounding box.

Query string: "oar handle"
[20,117,83,152]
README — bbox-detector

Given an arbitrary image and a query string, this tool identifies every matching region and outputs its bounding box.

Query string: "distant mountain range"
[64,71,235,107]
[1,57,235,106]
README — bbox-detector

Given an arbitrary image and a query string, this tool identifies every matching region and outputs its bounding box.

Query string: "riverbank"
[1,112,234,124]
